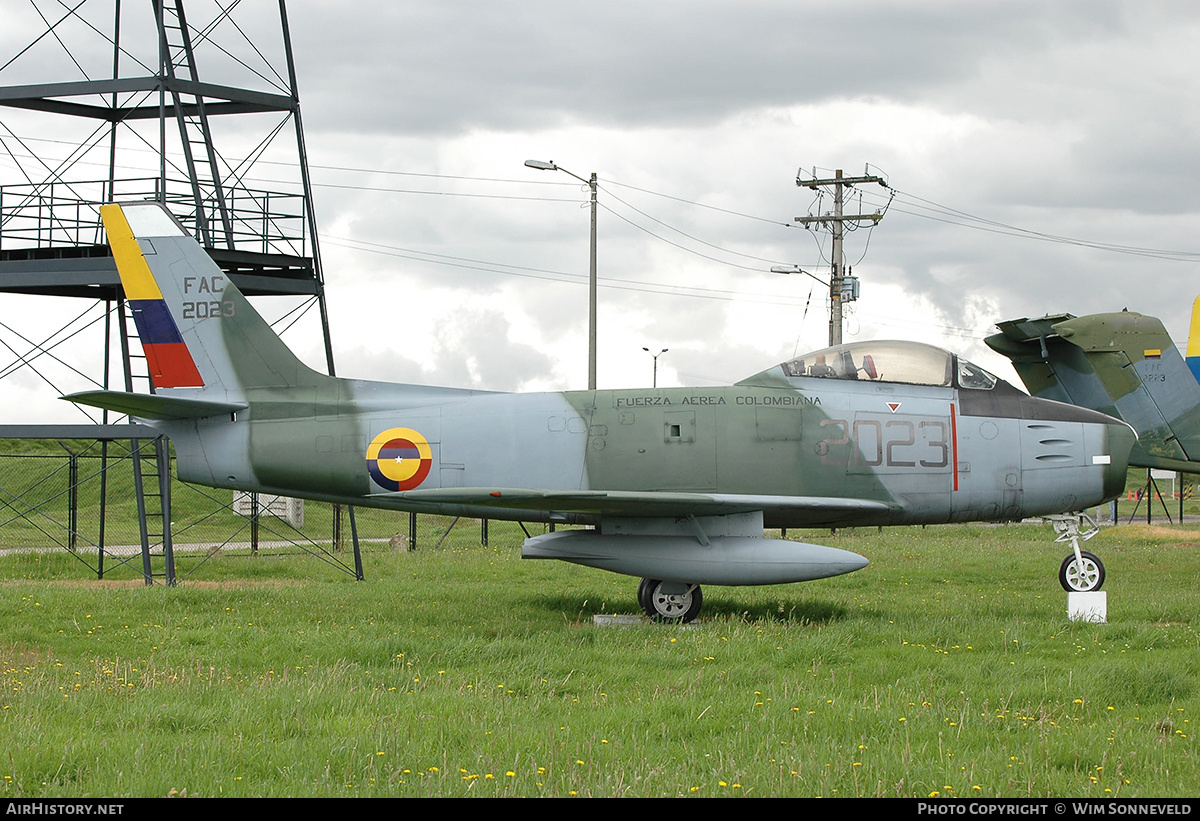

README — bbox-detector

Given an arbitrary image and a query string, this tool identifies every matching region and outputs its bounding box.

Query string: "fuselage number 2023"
[816,417,950,468]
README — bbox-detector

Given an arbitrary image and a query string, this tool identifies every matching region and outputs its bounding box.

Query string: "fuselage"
[158,370,1134,528]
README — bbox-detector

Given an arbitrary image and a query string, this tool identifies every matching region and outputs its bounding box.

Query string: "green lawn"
[2,519,1197,797]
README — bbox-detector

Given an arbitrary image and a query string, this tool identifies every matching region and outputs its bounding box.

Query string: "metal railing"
[0,178,310,257]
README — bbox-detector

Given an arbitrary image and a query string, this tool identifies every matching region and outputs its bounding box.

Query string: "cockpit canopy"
[737,340,999,390]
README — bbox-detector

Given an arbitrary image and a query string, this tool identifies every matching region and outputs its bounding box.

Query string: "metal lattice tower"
[0,0,335,369]
[0,0,343,582]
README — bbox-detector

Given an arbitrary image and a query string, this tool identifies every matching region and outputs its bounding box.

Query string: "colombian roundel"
[366,427,433,492]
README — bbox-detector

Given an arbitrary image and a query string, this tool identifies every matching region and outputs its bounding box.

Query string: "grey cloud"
[290,0,1109,136]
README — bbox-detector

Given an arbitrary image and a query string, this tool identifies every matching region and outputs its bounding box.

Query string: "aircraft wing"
[379,487,895,525]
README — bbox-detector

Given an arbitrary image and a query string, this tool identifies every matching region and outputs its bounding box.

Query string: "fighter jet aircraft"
[64,203,1135,619]
[986,308,1200,475]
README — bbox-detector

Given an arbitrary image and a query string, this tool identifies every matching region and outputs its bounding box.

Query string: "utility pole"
[587,171,598,390]
[525,160,599,389]
[794,169,887,346]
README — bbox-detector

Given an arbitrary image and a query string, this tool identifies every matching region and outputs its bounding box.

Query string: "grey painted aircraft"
[66,203,1136,620]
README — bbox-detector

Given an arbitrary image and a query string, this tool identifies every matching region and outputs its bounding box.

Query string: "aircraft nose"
[1016,392,1135,502]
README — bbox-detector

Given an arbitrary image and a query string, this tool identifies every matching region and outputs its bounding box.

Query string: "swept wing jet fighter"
[65,203,1135,619]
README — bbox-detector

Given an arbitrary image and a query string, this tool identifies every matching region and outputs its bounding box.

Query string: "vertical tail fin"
[99,202,326,397]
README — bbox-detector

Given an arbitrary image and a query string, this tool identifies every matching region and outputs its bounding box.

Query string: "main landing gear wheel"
[638,578,703,623]
[1059,551,1105,592]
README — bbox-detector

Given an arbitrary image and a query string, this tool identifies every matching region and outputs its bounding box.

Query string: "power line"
[322,235,811,308]
[7,132,1200,262]
[600,185,793,267]
[876,188,1200,262]
[597,203,800,274]
[301,179,579,204]
[603,178,795,228]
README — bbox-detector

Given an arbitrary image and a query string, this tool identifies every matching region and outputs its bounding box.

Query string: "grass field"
[1,518,1198,798]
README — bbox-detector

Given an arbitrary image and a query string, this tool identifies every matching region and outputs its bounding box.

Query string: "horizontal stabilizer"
[62,390,247,420]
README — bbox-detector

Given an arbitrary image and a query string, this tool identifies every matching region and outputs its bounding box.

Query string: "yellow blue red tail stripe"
[99,204,204,389]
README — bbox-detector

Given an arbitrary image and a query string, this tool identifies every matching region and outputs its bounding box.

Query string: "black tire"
[1059,551,1105,592]
[637,577,655,614]
[639,579,702,623]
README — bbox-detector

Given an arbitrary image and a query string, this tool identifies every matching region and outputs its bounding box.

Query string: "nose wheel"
[1059,550,1105,592]
[1047,513,1105,592]
[638,578,703,623]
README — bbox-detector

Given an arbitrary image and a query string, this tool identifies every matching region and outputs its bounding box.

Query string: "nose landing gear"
[1047,513,1105,592]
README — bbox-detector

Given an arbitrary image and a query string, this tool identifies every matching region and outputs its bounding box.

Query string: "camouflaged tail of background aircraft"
[986,304,1200,475]
[64,203,1136,619]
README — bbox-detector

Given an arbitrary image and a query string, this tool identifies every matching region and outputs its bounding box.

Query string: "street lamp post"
[642,347,668,388]
[770,264,832,346]
[525,159,598,390]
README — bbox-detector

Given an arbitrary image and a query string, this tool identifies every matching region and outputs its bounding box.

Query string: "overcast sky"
[4,0,1200,423]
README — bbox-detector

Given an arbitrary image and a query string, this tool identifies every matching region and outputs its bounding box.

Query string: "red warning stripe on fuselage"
[950,403,959,491]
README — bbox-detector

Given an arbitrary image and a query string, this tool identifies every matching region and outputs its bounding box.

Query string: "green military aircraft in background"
[986,307,1200,476]
[985,305,1200,589]
[64,203,1135,621]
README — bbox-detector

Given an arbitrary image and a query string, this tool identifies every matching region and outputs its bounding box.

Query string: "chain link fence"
[0,439,546,582]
